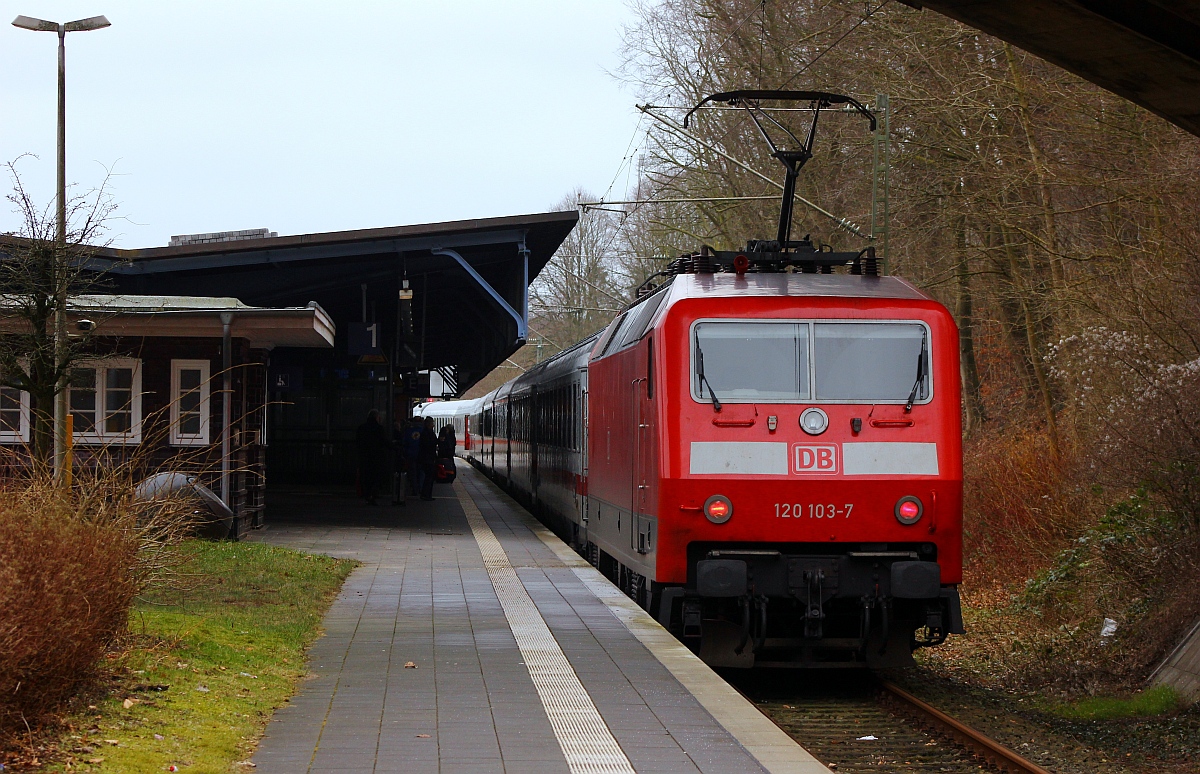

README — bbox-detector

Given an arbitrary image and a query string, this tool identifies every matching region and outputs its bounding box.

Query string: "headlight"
[799,407,828,435]
[704,494,733,524]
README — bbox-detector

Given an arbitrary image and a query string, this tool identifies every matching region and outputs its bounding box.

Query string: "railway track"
[736,672,1053,773]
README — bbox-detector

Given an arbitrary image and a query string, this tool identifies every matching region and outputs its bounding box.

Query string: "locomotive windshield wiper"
[904,329,928,412]
[695,343,723,412]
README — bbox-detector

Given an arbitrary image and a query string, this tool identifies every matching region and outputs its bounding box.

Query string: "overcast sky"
[0,1,642,248]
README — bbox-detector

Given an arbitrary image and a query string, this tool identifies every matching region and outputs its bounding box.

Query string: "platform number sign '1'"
[793,444,838,474]
[347,322,381,355]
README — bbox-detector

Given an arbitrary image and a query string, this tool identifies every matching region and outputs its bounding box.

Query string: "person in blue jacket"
[400,415,424,498]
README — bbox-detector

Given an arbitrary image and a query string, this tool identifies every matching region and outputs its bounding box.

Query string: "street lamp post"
[12,14,110,480]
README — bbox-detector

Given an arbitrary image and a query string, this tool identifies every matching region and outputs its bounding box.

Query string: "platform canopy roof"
[79,210,577,393]
[905,0,1200,137]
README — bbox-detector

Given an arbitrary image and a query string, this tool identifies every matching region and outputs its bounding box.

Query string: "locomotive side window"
[617,291,668,350]
[694,322,808,401]
[595,290,669,361]
[597,313,632,357]
[814,323,928,402]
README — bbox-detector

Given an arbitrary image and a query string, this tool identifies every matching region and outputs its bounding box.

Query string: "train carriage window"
[814,323,928,402]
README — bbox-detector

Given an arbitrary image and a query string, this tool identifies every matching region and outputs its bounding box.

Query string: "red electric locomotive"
[456,91,964,667]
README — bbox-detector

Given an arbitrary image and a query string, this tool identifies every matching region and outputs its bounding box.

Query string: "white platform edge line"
[461,468,830,774]
[454,483,636,774]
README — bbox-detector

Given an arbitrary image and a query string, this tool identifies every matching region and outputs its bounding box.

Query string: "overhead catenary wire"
[538,250,629,306]
[777,0,892,90]
[636,104,869,237]
[595,3,776,233]
[571,2,883,296]
[531,303,623,314]
[580,196,782,207]
[706,1,771,62]
[580,1,887,294]
[599,112,646,205]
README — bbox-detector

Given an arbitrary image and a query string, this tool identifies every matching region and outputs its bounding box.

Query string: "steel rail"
[880,681,1053,774]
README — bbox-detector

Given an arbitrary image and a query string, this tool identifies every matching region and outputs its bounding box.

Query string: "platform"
[247,463,828,773]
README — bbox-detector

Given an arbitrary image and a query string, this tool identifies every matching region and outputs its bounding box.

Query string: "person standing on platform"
[437,424,456,460]
[419,416,438,501]
[401,415,424,496]
[391,417,409,506]
[355,409,390,505]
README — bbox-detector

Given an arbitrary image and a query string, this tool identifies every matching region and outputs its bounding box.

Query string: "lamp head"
[12,14,110,32]
[64,16,110,32]
[12,15,59,32]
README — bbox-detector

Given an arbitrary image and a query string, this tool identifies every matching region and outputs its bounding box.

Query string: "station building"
[0,211,577,533]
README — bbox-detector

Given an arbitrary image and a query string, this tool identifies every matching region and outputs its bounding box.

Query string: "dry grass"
[962,427,1090,591]
[0,478,137,737]
[0,457,206,746]
[0,389,268,753]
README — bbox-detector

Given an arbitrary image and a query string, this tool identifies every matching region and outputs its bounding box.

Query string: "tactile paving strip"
[455,484,636,774]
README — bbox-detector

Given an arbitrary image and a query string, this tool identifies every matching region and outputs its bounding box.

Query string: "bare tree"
[528,190,627,354]
[0,159,119,463]
[617,0,1200,446]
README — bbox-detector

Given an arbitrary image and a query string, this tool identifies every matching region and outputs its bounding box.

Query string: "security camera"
[76,319,95,332]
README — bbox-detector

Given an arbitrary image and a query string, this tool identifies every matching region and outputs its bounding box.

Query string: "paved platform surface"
[248,464,827,774]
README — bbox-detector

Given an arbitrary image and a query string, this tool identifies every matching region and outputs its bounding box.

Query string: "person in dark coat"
[391,417,409,506]
[355,409,390,505]
[418,416,438,501]
[437,425,456,460]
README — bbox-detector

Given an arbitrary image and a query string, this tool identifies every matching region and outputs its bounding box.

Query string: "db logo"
[793,445,838,474]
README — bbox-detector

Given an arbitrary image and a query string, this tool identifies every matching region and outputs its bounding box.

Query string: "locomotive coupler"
[878,597,892,655]
[859,595,874,643]
[803,569,826,639]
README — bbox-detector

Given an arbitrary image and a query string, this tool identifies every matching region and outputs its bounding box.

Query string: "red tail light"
[895,496,923,525]
[704,494,733,524]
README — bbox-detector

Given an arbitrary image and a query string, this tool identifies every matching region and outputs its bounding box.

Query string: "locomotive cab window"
[694,322,809,401]
[814,323,928,402]
[691,320,931,405]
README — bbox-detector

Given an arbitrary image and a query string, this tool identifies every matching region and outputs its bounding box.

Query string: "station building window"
[69,359,143,444]
[0,380,30,444]
[170,359,211,446]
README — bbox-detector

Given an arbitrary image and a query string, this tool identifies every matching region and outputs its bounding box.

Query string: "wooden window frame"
[170,359,211,447]
[0,381,31,445]
[69,358,143,445]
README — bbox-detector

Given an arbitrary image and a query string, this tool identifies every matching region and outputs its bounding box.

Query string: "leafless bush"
[962,426,1088,591]
[0,474,137,735]
[1049,327,1200,521]
[0,393,253,739]
[967,330,1200,691]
